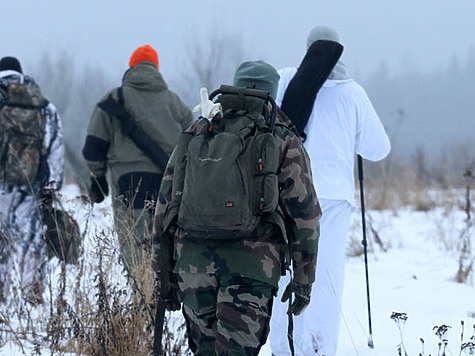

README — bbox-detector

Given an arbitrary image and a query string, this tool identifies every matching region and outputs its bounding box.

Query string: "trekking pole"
[153,230,174,356]
[153,289,166,356]
[357,155,374,348]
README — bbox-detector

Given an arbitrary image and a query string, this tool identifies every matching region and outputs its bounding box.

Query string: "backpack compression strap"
[210,85,278,131]
[281,40,343,141]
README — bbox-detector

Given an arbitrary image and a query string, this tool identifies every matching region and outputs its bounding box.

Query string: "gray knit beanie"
[306,26,340,49]
[233,60,280,99]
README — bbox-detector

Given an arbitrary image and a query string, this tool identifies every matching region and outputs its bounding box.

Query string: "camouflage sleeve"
[153,149,176,236]
[152,118,200,235]
[277,131,321,286]
[82,98,112,178]
[152,121,199,273]
[152,149,176,273]
[43,102,64,191]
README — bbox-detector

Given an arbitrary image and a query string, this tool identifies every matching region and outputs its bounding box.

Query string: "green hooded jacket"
[83,61,193,202]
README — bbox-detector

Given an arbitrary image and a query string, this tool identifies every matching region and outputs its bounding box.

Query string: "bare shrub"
[390,313,475,356]
[363,155,435,213]
[169,28,246,108]
[346,233,365,257]
[390,312,408,356]
[347,209,389,257]
[455,170,474,284]
[360,135,474,214]
[0,193,189,355]
[28,50,113,186]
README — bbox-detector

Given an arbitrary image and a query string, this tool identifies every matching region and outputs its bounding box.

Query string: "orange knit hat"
[129,44,159,69]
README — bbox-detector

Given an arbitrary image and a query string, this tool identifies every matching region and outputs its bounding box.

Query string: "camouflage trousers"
[178,272,275,356]
[0,189,47,305]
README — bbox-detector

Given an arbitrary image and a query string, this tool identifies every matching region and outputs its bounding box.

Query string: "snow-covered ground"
[261,204,475,355]
[1,185,473,355]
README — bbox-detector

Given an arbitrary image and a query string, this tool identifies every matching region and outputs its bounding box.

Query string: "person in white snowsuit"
[269,26,391,356]
[0,56,64,305]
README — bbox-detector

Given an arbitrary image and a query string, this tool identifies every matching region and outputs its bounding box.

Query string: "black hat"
[0,56,23,73]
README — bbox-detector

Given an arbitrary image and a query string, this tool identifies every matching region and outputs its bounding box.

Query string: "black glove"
[281,281,312,316]
[155,273,181,312]
[39,189,55,210]
[164,275,181,312]
[89,176,109,203]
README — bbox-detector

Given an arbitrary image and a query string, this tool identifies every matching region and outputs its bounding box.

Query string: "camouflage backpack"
[166,86,283,239]
[0,82,48,186]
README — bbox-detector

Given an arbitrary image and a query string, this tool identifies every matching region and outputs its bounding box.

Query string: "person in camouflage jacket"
[153,60,321,356]
[0,56,64,306]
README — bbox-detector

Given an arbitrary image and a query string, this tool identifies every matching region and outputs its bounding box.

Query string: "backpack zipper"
[236,160,246,195]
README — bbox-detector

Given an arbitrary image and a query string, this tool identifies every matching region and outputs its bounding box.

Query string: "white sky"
[3,0,475,81]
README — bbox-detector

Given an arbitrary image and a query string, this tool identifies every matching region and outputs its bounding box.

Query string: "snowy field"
[1,185,473,355]
[262,203,475,355]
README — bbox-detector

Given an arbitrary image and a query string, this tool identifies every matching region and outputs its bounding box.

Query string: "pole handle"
[357,154,364,181]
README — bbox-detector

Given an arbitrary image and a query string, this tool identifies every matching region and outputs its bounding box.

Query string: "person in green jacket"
[82,44,193,280]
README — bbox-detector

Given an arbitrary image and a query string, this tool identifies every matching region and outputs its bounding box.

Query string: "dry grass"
[1,149,473,354]
[353,154,474,284]
[455,170,474,284]
[390,312,475,355]
[0,195,190,355]
[363,159,436,213]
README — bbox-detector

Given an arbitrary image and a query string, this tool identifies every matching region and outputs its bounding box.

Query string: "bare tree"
[170,30,247,107]
[28,51,113,186]
[30,50,75,117]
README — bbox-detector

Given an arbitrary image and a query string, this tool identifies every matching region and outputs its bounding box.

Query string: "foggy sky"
[4,0,475,81]
[3,0,475,163]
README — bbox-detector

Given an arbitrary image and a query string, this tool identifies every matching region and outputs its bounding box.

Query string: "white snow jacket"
[276,67,390,206]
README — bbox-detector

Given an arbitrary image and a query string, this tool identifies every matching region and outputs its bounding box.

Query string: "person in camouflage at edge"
[0,56,64,305]
[153,60,321,355]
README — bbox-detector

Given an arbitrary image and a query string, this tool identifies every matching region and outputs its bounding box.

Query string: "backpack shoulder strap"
[0,87,6,109]
[117,86,125,106]
[97,86,170,172]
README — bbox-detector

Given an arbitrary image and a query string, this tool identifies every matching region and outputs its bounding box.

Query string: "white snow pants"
[0,188,47,301]
[270,199,353,356]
